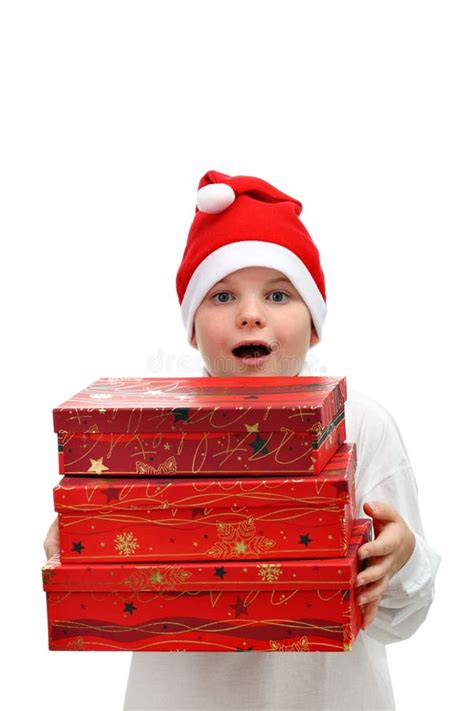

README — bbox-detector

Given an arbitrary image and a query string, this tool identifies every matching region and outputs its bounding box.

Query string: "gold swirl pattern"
[135,457,177,475]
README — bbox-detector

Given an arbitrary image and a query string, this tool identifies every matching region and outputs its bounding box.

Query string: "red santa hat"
[176,170,327,345]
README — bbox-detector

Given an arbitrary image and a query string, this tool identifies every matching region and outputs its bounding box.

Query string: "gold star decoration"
[87,457,110,474]
[245,423,259,433]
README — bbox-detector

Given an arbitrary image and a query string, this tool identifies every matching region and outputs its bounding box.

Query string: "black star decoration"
[230,595,249,618]
[102,486,121,503]
[72,541,85,554]
[299,533,312,547]
[191,507,206,519]
[214,566,227,579]
[171,408,190,422]
[332,481,348,497]
[248,434,269,455]
[124,602,136,614]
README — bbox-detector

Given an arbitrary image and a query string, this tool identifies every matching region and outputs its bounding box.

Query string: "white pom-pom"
[196,183,236,214]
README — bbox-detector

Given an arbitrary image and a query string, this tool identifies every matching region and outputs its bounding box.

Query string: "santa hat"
[176,170,327,345]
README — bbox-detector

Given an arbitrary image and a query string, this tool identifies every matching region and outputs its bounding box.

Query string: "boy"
[45,170,440,710]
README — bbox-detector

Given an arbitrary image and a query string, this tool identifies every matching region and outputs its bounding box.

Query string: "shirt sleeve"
[349,393,441,645]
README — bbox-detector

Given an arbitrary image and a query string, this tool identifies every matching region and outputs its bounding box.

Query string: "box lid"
[53,376,347,434]
[54,442,356,512]
[43,519,370,592]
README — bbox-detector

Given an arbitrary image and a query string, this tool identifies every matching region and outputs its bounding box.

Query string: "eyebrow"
[213,276,293,288]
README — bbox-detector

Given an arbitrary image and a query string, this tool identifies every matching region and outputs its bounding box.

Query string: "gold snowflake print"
[207,517,275,559]
[269,635,309,652]
[67,637,84,650]
[145,567,192,591]
[114,532,139,556]
[42,567,56,585]
[257,562,282,583]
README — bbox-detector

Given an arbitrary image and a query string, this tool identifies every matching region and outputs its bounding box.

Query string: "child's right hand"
[44,516,59,560]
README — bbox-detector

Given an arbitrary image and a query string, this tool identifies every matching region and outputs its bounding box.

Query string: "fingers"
[43,516,59,560]
[363,500,402,524]
[358,522,403,561]
[361,598,381,629]
[356,557,390,588]
[357,574,390,606]
[357,573,390,629]
[44,537,59,560]
[356,502,415,631]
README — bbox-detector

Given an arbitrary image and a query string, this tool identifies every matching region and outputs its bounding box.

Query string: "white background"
[1,1,472,709]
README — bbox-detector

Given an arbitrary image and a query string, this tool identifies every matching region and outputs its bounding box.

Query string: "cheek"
[196,317,226,350]
[276,312,310,344]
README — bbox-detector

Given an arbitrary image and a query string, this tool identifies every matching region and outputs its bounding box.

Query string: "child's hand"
[43,516,59,560]
[355,501,416,629]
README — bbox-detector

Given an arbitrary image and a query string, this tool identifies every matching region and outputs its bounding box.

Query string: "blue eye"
[212,291,233,303]
[211,290,289,304]
[269,291,289,303]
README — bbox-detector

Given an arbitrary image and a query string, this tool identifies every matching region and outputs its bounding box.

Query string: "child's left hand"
[356,501,416,629]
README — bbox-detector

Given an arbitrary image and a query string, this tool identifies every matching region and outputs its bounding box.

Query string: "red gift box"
[43,518,371,652]
[53,376,347,477]
[55,443,357,563]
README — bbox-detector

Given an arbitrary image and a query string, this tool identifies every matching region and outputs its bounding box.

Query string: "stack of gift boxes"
[42,375,371,652]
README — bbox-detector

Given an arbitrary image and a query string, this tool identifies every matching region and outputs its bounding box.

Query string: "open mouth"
[232,343,272,360]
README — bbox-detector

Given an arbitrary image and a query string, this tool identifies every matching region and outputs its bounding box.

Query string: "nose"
[239,316,263,327]
[237,299,266,328]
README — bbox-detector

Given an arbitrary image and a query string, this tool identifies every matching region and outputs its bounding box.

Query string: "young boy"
[44,170,440,710]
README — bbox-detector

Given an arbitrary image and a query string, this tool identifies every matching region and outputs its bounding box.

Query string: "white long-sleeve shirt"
[123,363,440,710]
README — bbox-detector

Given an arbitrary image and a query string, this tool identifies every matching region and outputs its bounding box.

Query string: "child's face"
[191,267,319,376]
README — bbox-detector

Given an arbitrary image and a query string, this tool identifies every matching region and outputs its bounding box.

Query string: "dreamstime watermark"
[146,339,328,375]
[146,348,202,375]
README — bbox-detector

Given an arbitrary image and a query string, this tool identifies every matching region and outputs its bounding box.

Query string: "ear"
[310,324,319,347]
[190,326,197,349]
